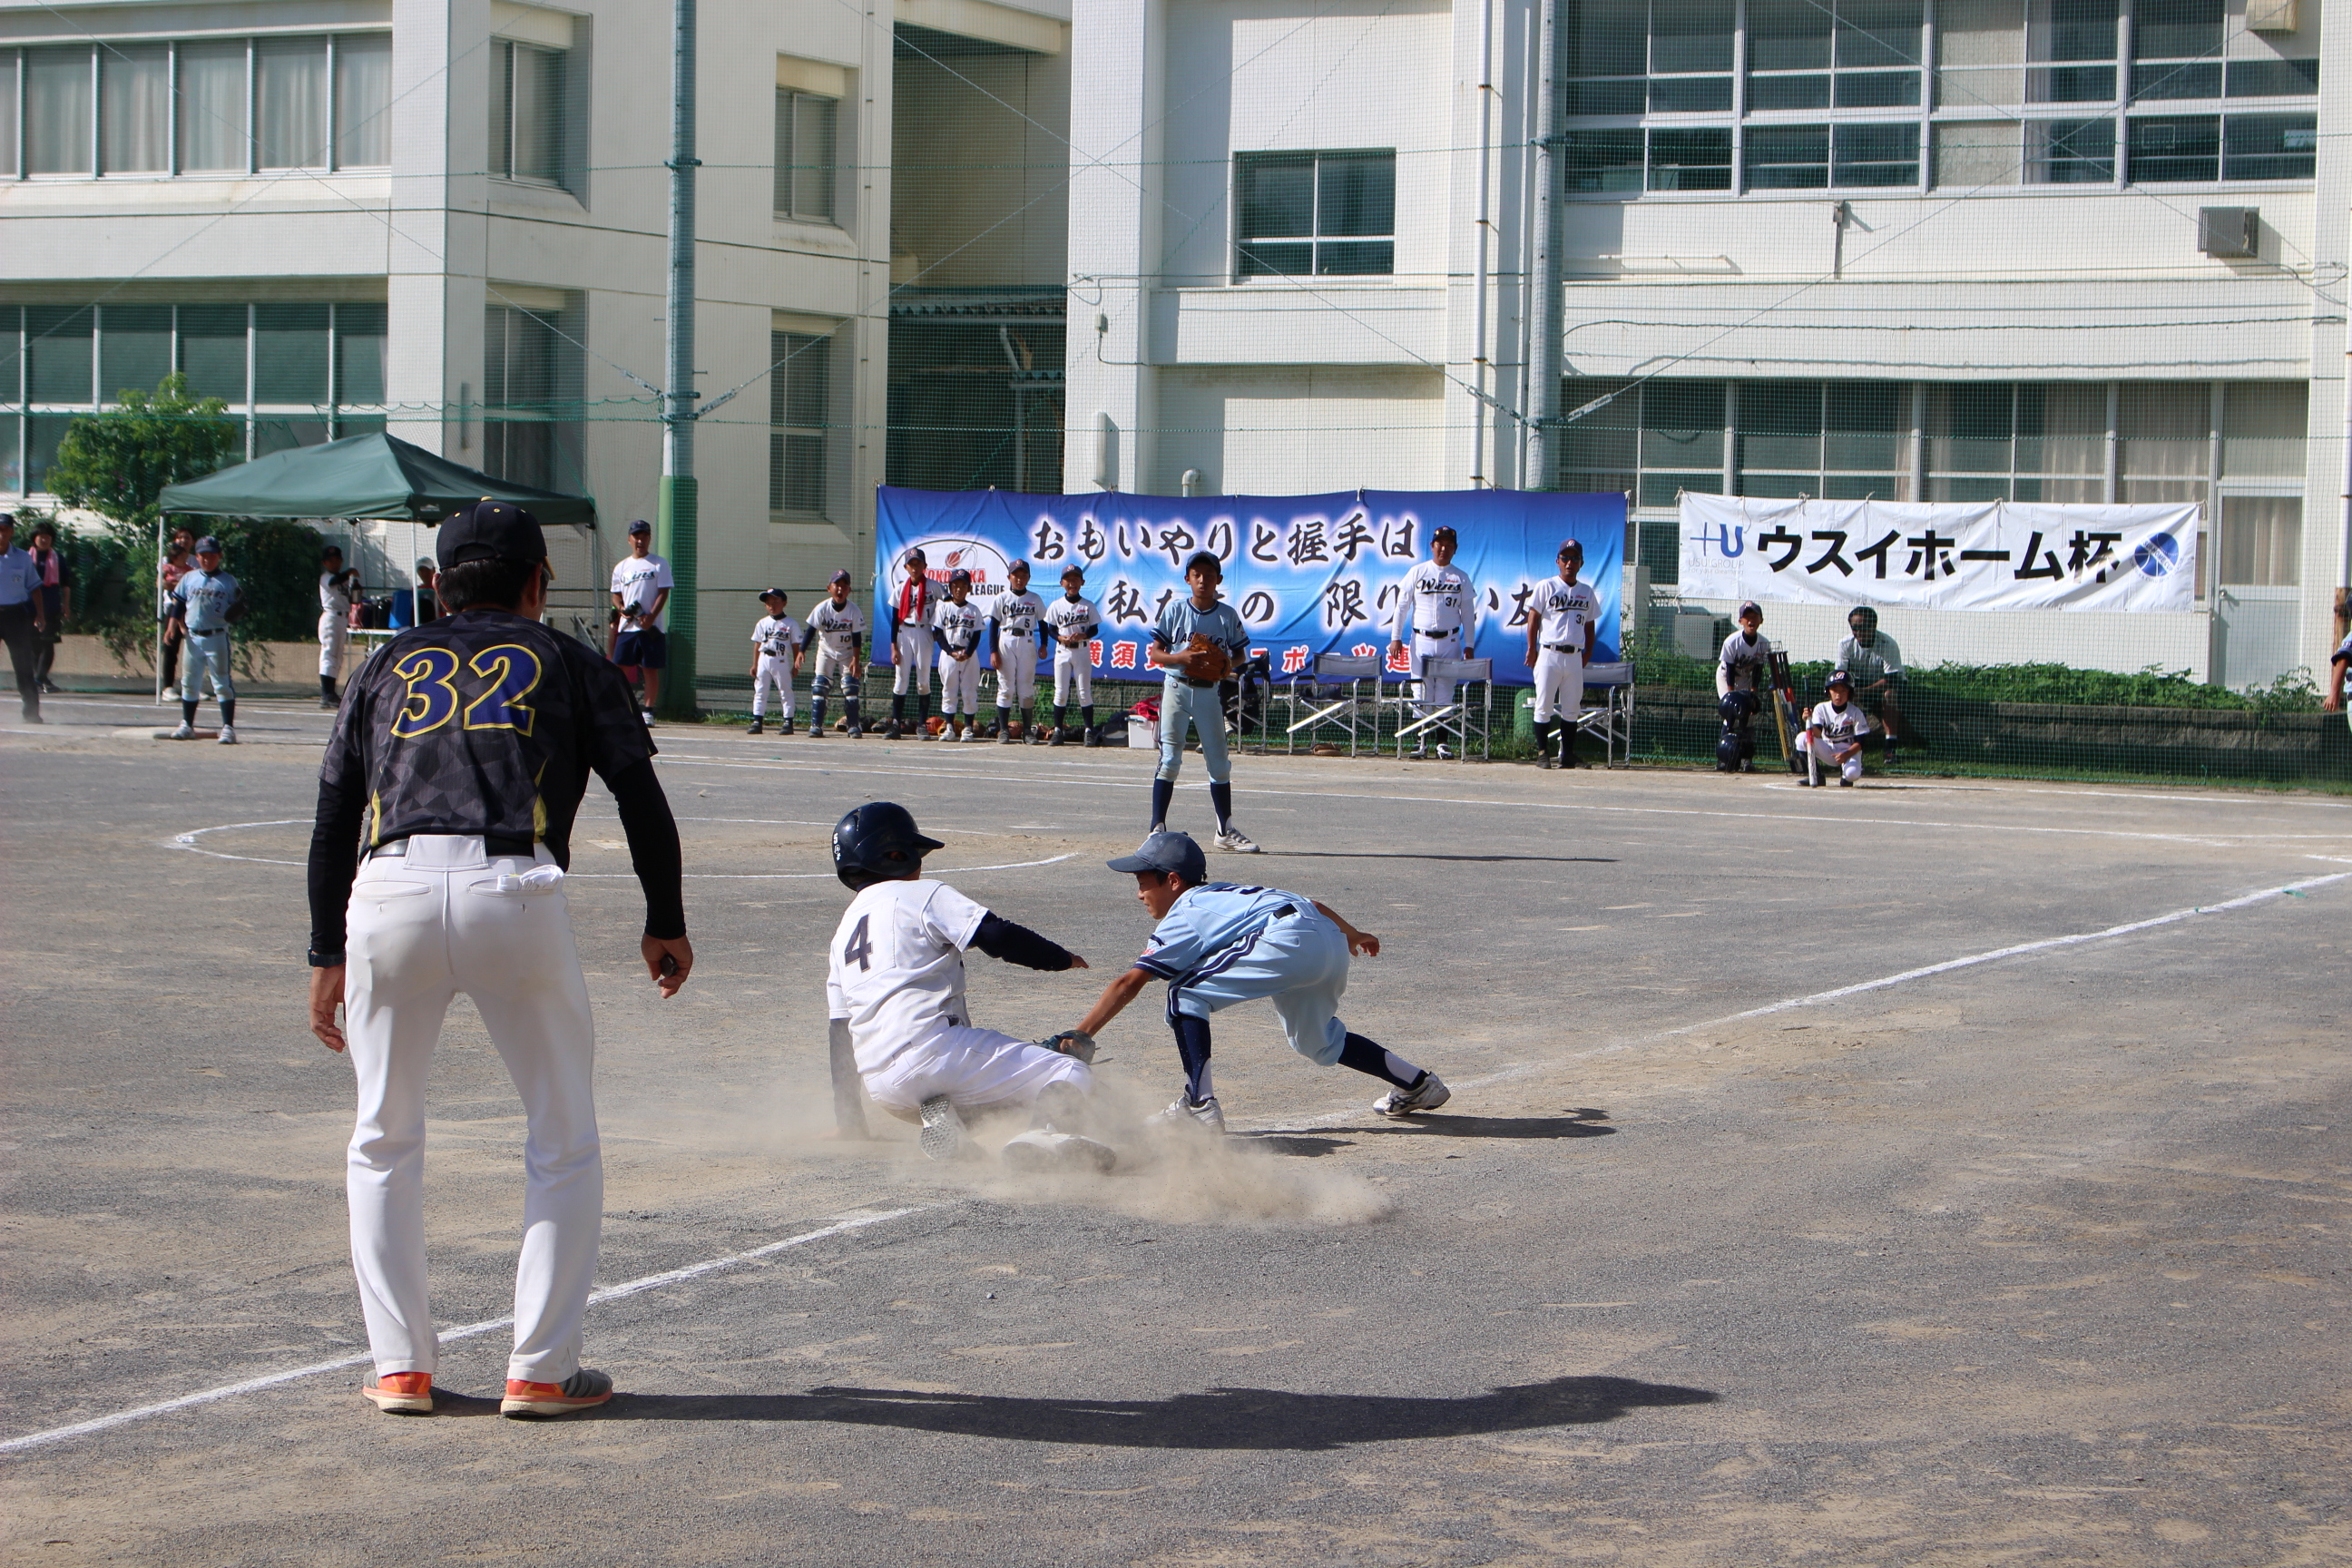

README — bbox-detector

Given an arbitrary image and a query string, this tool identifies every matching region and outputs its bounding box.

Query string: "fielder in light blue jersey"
[1068,831,1452,1131]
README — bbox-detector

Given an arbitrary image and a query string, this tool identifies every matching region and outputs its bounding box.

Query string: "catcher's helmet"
[1718,691,1758,724]
[831,802,946,892]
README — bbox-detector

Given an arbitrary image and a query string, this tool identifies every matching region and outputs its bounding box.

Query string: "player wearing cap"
[932,569,986,741]
[1714,601,1770,774]
[747,589,803,736]
[807,570,867,738]
[1523,540,1598,770]
[2325,625,2351,730]
[0,512,49,724]
[610,521,673,724]
[1387,524,1475,759]
[1800,670,1875,786]
[1044,564,1101,745]
[319,545,361,710]
[306,499,694,1419]
[1068,831,1451,1131]
[886,546,934,740]
[826,802,1112,1171]
[167,535,245,743]
[1146,552,1259,851]
[990,560,1045,743]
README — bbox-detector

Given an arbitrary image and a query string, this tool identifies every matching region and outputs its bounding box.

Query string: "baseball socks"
[320,675,338,706]
[1173,1013,1214,1106]
[1337,1032,1423,1089]
[1149,778,1175,834]
[1209,781,1235,835]
[182,697,201,728]
[916,696,933,738]
[888,693,906,736]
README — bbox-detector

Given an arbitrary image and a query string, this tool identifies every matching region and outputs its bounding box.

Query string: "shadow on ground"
[1349,1113,1615,1141]
[1272,852,1619,865]
[607,1375,1717,1448]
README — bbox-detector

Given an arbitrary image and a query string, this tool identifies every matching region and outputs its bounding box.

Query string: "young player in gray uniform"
[990,560,1045,743]
[806,570,867,738]
[1043,564,1101,745]
[305,500,693,1419]
[319,545,361,709]
[1836,605,1906,766]
[746,588,803,736]
[1713,600,1770,773]
[169,536,244,743]
[1523,540,1599,770]
[1799,669,1875,786]
[1066,831,1451,1131]
[932,568,987,741]
[1146,552,1258,851]
[1387,524,1475,758]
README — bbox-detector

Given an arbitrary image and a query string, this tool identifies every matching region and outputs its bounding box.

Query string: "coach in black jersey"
[305,499,694,1421]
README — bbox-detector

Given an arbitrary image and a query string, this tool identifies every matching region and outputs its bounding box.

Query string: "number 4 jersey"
[321,607,655,861]
[827,877,991,1074]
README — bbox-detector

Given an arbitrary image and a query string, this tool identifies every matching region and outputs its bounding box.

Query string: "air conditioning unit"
[2245,0,2297,32]
[2199,207,2258,259]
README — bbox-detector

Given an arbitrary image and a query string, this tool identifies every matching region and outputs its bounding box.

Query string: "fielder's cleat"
[169,721,196,740]
[1047,727,1063,747]
[1372,1070,1451,1119]
[1838,777,1854,787]
[320,696,339,710]
[918,1094,970,1161]
[1537,752,1557,770]
[1000,1129,1118,1174]
[500,1367,614,1419]
[217,723,239,744]
[1434,743,1455,760]
[998,729,1016,744]
[1213,828,1261,854]
[964,726,985,742]
[1149,1093,1226,1134]
[747,717,764,735]
[640,710,656,728]
[884,720,904,740]
[846,721,864,739]
[1083,729,1102,748]
[361,1371,435,1415]
[778,717,795,736]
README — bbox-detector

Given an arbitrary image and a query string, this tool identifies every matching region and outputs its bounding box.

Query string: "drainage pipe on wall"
[1526,0,1559,490]
[1470,0,1495,486]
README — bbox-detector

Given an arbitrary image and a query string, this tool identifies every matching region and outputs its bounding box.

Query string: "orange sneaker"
[500,1367,614,1418]
[362,1370,435,1414]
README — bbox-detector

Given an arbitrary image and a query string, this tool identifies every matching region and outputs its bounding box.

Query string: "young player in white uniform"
[1800,669,1875,786]
[1043,564,1101,745]
[1387,524,1475,757]
[886,547,933,738]
[1522,540,1599,770]
[1067,832,1451,1131]
[318,545,360,709]
[806,570,867,738]
[746,588,803,736]
[169,537,243,743]
[990,560,1045,743]
[1713,600,1771,774]
[826,802,1112,1171]
[932,569,987,741]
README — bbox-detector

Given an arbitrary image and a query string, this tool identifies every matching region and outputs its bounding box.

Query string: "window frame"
[769,328,833,516]
[1230,148,1398,282]
[773,86,840,223]
[490,37,571,191]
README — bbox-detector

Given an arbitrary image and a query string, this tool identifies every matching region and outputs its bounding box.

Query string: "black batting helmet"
[831,802,946,892]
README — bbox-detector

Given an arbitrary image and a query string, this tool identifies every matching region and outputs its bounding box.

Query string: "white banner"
[1677,495,2199,612]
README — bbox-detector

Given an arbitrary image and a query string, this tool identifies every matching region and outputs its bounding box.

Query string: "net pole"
[657,0,701,720]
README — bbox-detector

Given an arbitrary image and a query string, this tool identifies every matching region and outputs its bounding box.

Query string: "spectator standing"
[2324,626,2348,730]
[1387,524,1475,759]
[1144,551,1258,853]
[160,526,196,692]
[414,559,440,624]
[1836,606,1906,766]
[0,513,47,723]
[27,520,72,695]
[609,520,673,724]
[168,535,244,743]
[886,546,933,740]
[319,545,361,709]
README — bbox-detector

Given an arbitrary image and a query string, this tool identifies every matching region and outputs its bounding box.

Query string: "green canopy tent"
[151,433,598,700]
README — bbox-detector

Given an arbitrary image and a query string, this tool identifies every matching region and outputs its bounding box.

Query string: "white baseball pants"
[996,646,1037,709]
[938,652,980,714]
[342,836,602,1384]
[751,651,796,718]
[1804,734,1867,783]
[1532,647,1584,724]
[181,630,235,701]
[1053,646,1093,707]
[810,646,858,696]
[318,612,349,678]
[890,626,931,695]
[1408,627,1465,717]
[862,1024,1092,1118]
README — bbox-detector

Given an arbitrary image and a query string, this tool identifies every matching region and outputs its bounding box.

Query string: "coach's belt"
[370,832,536,861]
[1419,629,1459,638]
[1542,644,1581,652]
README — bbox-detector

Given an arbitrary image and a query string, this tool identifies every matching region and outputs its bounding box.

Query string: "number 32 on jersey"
[389,643,544,739]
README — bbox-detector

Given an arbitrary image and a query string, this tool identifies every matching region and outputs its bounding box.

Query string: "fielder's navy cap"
[1558,538,1583,555]
[1108,830,1206,884]
[1431,524,1457,542]
[760,586,787,600]
[195,535,223,553]
[437,498,546,569]
[830,569,853,585]
[1060,563,1084,577]
[1739,600,1762,617]
[627,519,652,535]
[949,567,973,584]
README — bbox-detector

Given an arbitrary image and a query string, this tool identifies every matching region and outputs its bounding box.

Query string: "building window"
[1926,383,2104,502]
[491,39,569,188]
[1745,0,1921,111]
[484,299,583,492]
[774,88,838,221]
[1234,151,1395,279]
[0,300,389,495]
[0,35,392,179]
[769,330,830,514]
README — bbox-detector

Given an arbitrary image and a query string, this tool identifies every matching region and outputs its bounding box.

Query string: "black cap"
[1828,668,1854,689]
[1738,600,1762,618]
[627,519,652,536]
[760,587,787,601]
[1108,830,1207,885]
[949,568,973,585]
[1432,525,1457,543]
[1061,563,1084,579]
[1558,538,1583,557]
[830,569,853,585]
[437,498,547,569]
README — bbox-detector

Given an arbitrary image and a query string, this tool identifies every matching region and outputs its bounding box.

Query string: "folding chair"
[1282,652,1382,756]
[1573,659,1636,767]
[1393,657,1494,760]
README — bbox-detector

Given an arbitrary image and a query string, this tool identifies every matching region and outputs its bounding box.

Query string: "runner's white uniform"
[991,588,1044,710]
[1527,576,1599,723]
[1390,560,1475,717]
[807,598,866,695]
[1044,593,1100,707]
[1803,697,1875,782]
[750,612,802,720]
[1716,629,1773,696]
[933,598,985,716]
[319,570,353,679]
[826,878,1091,1114]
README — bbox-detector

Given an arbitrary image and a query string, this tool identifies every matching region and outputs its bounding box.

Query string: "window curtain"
[257,36,327,168]
[25,45,93,175]
[1,54,19,176]
[101,43,169,172]
[333,34,391,168]
[2117,381,2209,502]
[177,40,247,172]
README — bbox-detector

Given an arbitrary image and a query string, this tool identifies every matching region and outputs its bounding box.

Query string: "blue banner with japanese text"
[872,487,1625,686]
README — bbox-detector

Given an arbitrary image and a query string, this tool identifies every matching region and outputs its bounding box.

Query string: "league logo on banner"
[874,487,1627,686]
[1678,495,2200,613]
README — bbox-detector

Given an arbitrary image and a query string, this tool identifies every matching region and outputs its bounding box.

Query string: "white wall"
[1154,365,1446,493]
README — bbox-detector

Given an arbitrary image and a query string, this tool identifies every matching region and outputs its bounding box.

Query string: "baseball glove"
[1180,632,1232,684]
[1037,1028,1097,1064]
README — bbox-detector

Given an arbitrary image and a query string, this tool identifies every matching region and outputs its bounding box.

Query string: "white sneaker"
[918,1094,969,1161]
[1000,1129,1118,1174]
[640,710,655,728]
[1149,1093,1226,1133]
[1371,1071,1451,1119]
[1434,744,1455,760]
[168,721,195,740]
[963,726,984,742]
[1213,828,1261,854]
[217,723,238,745]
